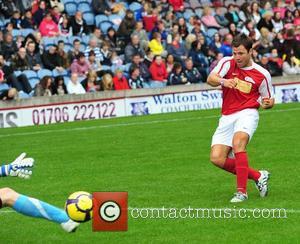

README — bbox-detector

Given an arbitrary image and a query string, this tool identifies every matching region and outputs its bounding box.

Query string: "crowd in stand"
[0,0,299,100]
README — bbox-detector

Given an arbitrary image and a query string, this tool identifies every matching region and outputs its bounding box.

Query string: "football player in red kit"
[207,34,274,203]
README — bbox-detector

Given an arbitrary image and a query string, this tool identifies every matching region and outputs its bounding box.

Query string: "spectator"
[52,76,67,95]
[128,64,145,89]
[168,0,184,13]
[21,9,35,29]
[33,0,47,27]
[1,33,18,62]
[49,0,64,13]
[168,62,188,86]
[209,52,224,72]
[178,17,189,40]
[294,9,300,26]
[84,37,103,63]
[215,7,229,27]
[0,70,17,100]
[284,9,294,24]
[268,48,283,76]
[104,27,119,53]
[273,31,285,57]
[112,69,130,90]
[70,52,90,78]
[67,39,82,64]
[282,54,300,75]
[34,75,53,96]
[92,0,111,15]
[209,33,222,55]
[167,23,180,45]
[117,10,136,44]
[59,14,72,37]
[69,11,88,36]
[225,4,240,26]
[260,1,273,16]
[257,11,274,32]
[228,23,240,37]
[111,51,124,72]
[142,9,158,32]
[42,45,64,71]
[148,32,166,57]
[129,53,151,83]
[89,28,103,48]
[219,34,233,57]
[149,55,168,88]
[189,40,209,81]
[51,5,61,24]
[143,49,154,68]
[250,2,261,25]
[11,47,30,71]
[82,70,100,92]
[167,33,188,63]
[257,27,273,55]
[132,21,149,51]
[241,20,261,41]
[57,40,69,69]
[184,58,203,83]
[66,73,86,94]
[87,50,102,72]
[100,41,112,66]
[10,10,22,29]
[124,34,146,64]
[39,12,59,37]
[0,0,19,19]
[201,6,221,29]
[239,3,252,23]
[272,11,284,33]
[26,41,43,71]
[100,73,114,91]
[166,53,175,74]
[0,54,32,95]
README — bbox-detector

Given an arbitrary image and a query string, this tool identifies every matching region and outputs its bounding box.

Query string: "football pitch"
[0,102,299,243]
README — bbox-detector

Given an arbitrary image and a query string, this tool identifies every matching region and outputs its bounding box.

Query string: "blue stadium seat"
[52,69,68,77]
[207,28,219,38]
[37,69,52,79]
[23,70,38,79]
[99,20,114,34]
[194,7,203,17]
[43,37,56,49]
[65,2,77,16]
[129,2,142,12]
[12,29,21,39]
[83,11,95,26]
[20,28,35,37]
[56,36,69,44]
[95,14,109,28]
[108,14,123,27]
[29,78,40,89]
[77,2,91,13]
[0,83,10,91]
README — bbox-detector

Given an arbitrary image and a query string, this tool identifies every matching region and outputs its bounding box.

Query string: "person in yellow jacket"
[148,32,167,57]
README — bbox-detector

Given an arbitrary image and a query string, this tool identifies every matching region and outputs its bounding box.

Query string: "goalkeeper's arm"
[0,153,34,179]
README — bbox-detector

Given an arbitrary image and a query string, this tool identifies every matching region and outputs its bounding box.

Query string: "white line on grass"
[0,107,299,139]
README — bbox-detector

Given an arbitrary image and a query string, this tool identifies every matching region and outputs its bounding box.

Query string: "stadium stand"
[0,0,299,100]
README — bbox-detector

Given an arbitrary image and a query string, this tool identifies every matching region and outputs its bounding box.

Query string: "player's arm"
[207,57,236,88]
[207,72,236,88]
[0,153,34,179]
[259,71,275,110]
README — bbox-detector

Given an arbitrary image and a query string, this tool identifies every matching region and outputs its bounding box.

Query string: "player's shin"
[12,194,70,224]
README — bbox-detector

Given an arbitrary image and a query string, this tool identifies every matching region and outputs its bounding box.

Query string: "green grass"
[0,103,300,243]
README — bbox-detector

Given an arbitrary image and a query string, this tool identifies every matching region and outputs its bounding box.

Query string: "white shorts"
[211,108,259,147]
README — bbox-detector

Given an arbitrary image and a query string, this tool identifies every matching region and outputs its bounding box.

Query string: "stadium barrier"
[0,75,299,128]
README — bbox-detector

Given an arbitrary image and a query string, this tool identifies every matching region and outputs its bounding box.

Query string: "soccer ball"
[65,191,93,223]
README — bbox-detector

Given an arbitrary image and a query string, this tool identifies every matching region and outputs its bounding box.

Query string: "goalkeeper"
[0,153,79,232]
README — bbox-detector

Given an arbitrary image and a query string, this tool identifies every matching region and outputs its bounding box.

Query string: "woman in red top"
[149,55,168,88]
[113,69,130,90]
[168,0,184,12]
[39,12,59,37]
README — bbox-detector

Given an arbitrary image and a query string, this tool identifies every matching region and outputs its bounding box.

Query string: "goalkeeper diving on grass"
[0,153,79,232]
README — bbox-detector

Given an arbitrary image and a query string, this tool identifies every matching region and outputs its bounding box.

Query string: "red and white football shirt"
[211,56,274,115]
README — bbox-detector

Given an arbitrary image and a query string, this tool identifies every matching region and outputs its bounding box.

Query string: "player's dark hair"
[232,34,253,52]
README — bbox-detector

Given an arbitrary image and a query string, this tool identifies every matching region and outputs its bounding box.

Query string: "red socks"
[235,152,249,194]
[223,157,261,181]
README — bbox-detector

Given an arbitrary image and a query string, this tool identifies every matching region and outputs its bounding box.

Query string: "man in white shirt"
[66,73,86,94]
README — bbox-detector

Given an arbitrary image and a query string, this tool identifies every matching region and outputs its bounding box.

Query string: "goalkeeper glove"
[5,153,34,179]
